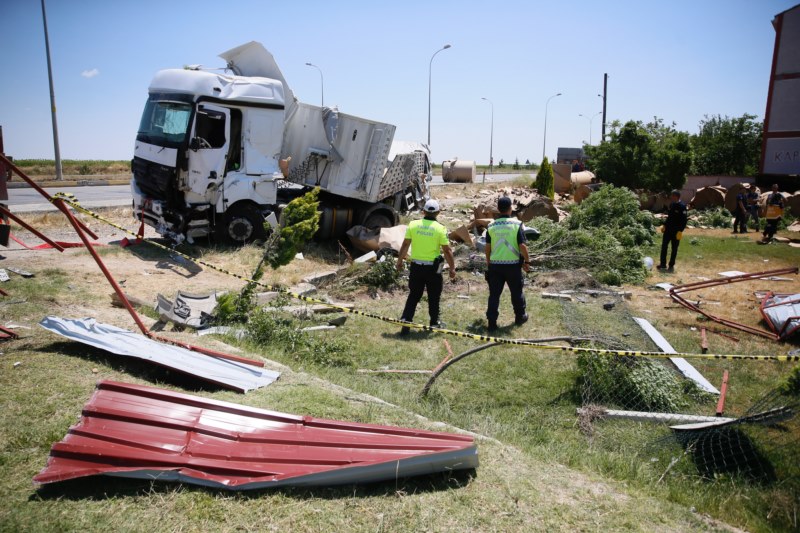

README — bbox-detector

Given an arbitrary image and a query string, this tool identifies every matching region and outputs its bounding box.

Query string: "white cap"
[424,199,440,213]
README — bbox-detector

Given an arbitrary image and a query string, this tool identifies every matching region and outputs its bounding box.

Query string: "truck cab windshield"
[137,99,192,148]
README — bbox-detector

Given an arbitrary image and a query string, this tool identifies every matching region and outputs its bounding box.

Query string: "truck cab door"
[187,104,230,202]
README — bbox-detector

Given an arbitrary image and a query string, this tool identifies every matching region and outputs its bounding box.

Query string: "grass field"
[0,204,798,531]
[10,159,130,177]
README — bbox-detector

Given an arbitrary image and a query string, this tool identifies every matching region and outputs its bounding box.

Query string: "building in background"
[761,4,800,179]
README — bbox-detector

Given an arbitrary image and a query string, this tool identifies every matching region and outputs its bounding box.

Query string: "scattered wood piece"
[542,292,572,301]
[273,303,355,315]
[354,251,377,263]
[357,369,432,374]
[560,289,632,299]
[302,271,337,286]
[576,407,734,424]
[700,327,708,354]
[288,283,316,296]
[301,325,336,332]
[6,267,34,278]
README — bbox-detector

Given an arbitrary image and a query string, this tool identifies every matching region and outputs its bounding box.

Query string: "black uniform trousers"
[486,263,526,322]
[764,218,781,240]
[400,262,443,325]
[659,230,680,268]
[733,209,748,233]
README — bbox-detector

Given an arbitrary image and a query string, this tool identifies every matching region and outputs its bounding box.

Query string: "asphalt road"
[6,172,531,212]
[8,184,133,212]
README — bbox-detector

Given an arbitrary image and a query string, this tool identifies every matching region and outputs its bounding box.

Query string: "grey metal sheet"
[39,316,279,393]
[762,294,800,339]
[633,317,720,395]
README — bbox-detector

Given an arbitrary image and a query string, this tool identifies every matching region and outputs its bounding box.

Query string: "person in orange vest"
[396,199,456,334]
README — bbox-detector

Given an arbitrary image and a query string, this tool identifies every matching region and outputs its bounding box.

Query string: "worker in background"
[657,190,688,273]
[732,184,748,234]
[762,184,785,243]
[485,196,530,332]
[396,199,456,335]
[746,184,760,231]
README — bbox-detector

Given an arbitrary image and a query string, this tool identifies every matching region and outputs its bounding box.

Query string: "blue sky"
[2,0,796,164]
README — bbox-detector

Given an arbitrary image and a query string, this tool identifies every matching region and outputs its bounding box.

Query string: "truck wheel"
[221,204,267,244]
[363,212,393,230]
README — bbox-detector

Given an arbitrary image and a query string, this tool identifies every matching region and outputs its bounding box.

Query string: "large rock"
[786,193,800,217]
[473,187,558,222]
[690,186,726,210]
[516,197,558,222]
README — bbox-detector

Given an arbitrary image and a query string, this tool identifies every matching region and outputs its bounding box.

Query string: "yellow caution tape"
[51,193,800,363]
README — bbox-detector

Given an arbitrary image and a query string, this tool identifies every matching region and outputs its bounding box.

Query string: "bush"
[359,260,401,291]
[535,157,555,199]
[527,217,647,285]
[246,308,354,368]
[578,353,689,412]
[567,184,656,246]
[688,206,732,229]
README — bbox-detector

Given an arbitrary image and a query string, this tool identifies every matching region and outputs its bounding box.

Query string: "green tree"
[498,158,505,169]
[584,118,691,193]
[217,188,321,323]
[690,114,762,176]
[513,157,520,170]
[535,157,555,199]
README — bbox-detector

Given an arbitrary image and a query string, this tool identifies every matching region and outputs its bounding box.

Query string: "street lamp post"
[427,44,451,147]
[481,97,493,177]
[40,0,62,181]
[542,92,562,161]
[578,111,603,145]
[305,62,324,107]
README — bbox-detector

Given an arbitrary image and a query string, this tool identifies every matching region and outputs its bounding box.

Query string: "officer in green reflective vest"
[396,199,456,335]
[485,196,530,332]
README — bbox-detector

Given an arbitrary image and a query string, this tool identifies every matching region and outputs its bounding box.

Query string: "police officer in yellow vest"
[485,196,530,332]
[396,199,456,335]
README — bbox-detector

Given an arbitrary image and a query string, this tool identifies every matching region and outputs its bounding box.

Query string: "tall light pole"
[41,0,62,181]
[427,44,451,147]
[542,92,562,161]
[578,111,603,145]
[598,72,608,141]
[481,97,494,175]
[305,62,324,107]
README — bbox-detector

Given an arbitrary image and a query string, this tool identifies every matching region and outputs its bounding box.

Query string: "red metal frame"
[54,199,265,368]
[2,137,261,372]
[0,205,65,251]
[716,370,729,417]
[0,154,98,240]
[0,324,19,341]
[669,268,799,341]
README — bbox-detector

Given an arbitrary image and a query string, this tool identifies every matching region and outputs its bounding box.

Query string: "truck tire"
[220,203,267,244]
[363,212,393,230]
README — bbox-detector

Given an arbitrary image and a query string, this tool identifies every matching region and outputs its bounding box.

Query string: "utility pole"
[601,73,608,143]
[41,0,63,181]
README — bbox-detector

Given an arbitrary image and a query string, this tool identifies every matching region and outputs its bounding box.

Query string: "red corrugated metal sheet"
[34,381,478,490]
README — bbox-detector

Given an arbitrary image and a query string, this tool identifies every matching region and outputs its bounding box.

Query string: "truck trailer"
[131,42,430,243]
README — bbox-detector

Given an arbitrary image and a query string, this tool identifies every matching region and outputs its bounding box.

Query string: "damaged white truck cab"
[131,42,430,244]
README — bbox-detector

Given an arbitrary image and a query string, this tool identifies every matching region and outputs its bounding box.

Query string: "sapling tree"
[217,188,321,323]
